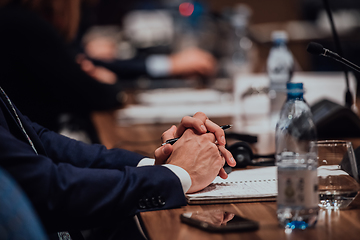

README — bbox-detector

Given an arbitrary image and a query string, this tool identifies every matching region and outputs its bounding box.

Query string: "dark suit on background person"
[0,86,187,237]
[0,5,125,143]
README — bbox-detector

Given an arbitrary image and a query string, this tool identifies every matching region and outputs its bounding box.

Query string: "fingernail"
[220,136,225,145]
[231,157,236,165]
[200,125,206,132]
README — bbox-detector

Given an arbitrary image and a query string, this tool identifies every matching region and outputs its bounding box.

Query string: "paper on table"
[317,165,349,178]
[136,88,230,105]
[186,166,278,204]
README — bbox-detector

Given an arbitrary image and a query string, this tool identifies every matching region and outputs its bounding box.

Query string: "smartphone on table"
[180,209,259,232]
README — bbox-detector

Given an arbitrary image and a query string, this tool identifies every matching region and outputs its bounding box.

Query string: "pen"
[161,124,232,146]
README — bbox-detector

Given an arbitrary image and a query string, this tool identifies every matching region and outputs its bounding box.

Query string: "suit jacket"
[0,5,125,132]
[0,89,187,234]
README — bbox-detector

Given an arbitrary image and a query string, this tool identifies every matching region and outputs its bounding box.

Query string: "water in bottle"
[275,82,319,229]
[267,31,294,127]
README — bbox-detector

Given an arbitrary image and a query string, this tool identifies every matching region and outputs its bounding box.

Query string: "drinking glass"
[316,140,360,209]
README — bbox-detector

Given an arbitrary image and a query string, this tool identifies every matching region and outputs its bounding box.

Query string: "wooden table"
[139,196,360,240]
[103,118,360,240]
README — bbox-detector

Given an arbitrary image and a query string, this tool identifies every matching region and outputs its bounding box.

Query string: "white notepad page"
[187,166,278,201]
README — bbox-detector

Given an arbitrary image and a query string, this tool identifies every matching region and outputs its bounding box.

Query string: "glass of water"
[317,140,360,209]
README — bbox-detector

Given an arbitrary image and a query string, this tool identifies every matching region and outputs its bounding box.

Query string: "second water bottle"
[275,82,319,229]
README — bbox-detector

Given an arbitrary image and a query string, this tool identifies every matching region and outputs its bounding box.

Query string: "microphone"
[306,42,360,139]
[307,42,360,73]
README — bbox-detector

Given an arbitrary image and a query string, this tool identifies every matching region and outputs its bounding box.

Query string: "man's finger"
[161,125,177,142]
[218,145,236,167]
[218,167,228,179]
[175,114,207,138]
[205,119,226,146]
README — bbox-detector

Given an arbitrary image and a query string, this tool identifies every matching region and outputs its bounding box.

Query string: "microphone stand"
[322,0,353,108]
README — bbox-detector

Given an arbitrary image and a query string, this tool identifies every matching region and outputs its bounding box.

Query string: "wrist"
[163,164,191,193]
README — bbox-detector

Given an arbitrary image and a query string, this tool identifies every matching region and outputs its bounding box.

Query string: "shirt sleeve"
[145,55,171,78]
[137,158,192,193]
[137,158,155,167]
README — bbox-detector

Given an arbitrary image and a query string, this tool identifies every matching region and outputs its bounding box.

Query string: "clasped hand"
[154,112,236,193]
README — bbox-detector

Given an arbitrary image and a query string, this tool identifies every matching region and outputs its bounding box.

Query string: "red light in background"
[179,2,194,17]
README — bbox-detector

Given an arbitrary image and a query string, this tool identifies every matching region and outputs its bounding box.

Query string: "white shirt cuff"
[163,164,192,194]
[137,158,192,193]
[145,55,171,78]
[137,158,155,167]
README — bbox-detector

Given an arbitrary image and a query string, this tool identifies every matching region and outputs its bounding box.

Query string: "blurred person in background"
[78,25,217,83]
[0,0,217,146]
[76,0,218,83]
[0,0,125,144]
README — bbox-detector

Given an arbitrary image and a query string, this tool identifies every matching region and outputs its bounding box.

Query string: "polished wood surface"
[104,117,360,240]
[140,196,360,240]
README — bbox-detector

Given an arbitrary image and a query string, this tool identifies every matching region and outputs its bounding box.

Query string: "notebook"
[186,166,278,204]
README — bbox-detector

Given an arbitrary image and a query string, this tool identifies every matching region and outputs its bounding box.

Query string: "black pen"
[161,124,232,146]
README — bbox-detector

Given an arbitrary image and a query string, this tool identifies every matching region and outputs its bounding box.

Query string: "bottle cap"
[287,82,304,97]
[271,30,288,42]
[287,82,303,90]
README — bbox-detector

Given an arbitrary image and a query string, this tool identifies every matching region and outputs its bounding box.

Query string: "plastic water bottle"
[267,31,294,127]
[221,4,253,77]
[275,82,319,229]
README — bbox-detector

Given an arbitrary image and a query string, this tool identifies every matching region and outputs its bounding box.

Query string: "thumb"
[154,144,173,165]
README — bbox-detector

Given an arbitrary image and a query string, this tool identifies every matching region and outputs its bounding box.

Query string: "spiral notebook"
[186,166,278,204]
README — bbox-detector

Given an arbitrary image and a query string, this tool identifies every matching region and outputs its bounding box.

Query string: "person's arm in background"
[88,47,217,79]
[167,47,217,78]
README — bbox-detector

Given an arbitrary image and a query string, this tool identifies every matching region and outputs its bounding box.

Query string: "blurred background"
[77,0,360,81]
[68,0,360,152]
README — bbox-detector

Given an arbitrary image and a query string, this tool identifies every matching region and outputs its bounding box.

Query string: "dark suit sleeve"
[31,120,145,169]
[90,58,148,79]
[0,125,187,233]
